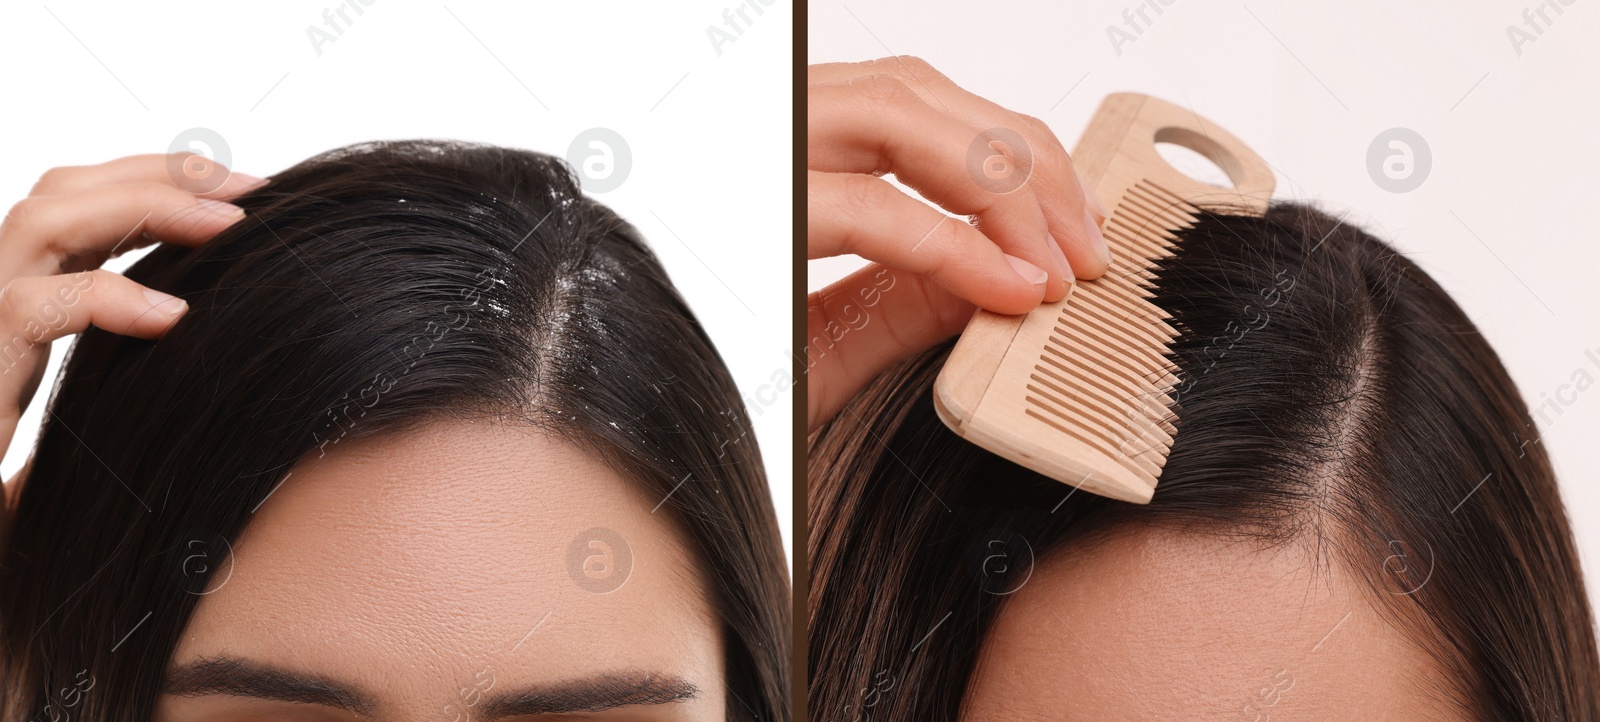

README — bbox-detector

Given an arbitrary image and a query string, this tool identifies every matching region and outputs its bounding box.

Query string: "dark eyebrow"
[161,657,373,715]
[479,673,698,717]
[162,657,698,719]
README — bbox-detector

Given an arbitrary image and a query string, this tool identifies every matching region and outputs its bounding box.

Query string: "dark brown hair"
[808,203,1598,720]
[0,141,788,721]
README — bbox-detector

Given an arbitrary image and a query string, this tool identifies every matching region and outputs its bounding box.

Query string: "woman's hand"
[0,154,264,519]
[807,56,1109,431]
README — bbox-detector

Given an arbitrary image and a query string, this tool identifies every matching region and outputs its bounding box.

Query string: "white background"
[0,1,792,561]
[810,1,1600,607]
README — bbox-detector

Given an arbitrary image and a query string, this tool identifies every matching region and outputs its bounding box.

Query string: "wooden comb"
[933,93,1275,504]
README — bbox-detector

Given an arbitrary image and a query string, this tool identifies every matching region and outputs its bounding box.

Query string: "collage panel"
[0,3,791,721]
[807,2,1600,720]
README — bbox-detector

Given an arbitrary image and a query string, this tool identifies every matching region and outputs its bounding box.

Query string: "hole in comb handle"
[1153,126,1246,189]
[1155,142,1231,188]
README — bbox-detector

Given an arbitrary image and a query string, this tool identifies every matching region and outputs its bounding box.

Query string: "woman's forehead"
[964,525,1462,722]
[167,421,724,713]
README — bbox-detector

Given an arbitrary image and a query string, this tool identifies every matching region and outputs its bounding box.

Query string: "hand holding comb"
[933,93,1276,503]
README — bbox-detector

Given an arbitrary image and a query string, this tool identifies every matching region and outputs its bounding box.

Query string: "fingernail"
[1084,208,1111,266]
[1084,188,1109,222]
[144,288,187,317]
[1003,254,1048,287]
[231,173,269,191]
[1047,235,1074,284]
[197,198,245,221]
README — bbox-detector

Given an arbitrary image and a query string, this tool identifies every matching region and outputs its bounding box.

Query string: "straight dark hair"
[0,141,788,721]
[808,203,1598,720]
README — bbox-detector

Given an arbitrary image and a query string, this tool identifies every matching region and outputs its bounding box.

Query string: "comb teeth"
[1023,180,1196,489]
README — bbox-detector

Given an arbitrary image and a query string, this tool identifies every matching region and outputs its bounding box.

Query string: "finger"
[808,76,1072,294]
[0,271,186,384]
[809,171,1050,313]
[0,183,245,275]
[806,263,973,432]
[0,270,186,421]
[28,154,267,200]
[0,271,186,433]
[811,57,1111,279]
[1013,111,1112,279]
